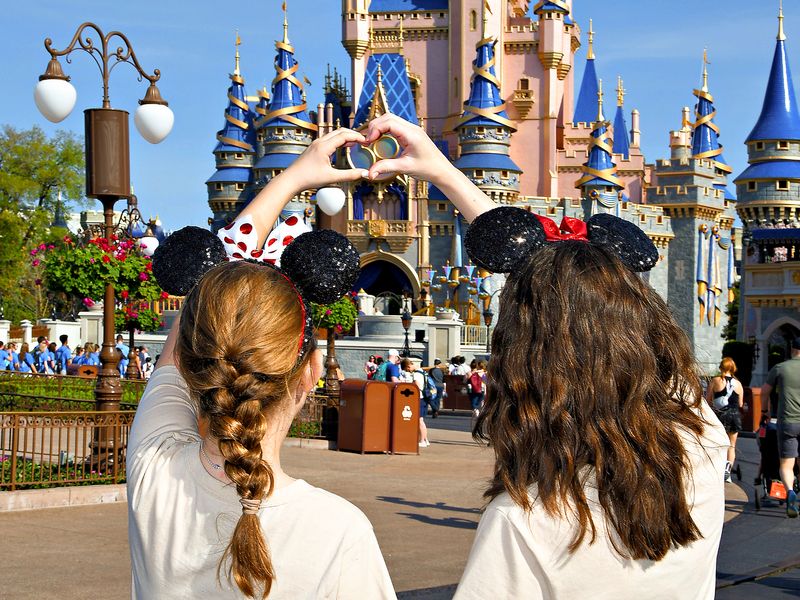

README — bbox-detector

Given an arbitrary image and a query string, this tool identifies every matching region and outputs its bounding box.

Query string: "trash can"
[390,382,420,454]
[443,374,471,411]
[338,379,391,454]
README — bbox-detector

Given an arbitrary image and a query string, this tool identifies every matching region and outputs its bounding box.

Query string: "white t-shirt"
[454,402,728,600]
[127,366,396,600]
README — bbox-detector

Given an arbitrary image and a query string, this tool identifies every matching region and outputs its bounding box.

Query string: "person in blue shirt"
[85,343,100,366]
[55,334,71,375]
[72,346,85,366]
[385,349,402,383]
[0,342,9,370]
[18,343,36,373]
[116,334,130,377]
[5,342,19,371]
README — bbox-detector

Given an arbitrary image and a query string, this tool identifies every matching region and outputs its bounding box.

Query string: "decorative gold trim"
[538,51,563,70]
[228,93,249,111]
[225,114,249,129]
[216,134,253,151]
[556,62,571,80]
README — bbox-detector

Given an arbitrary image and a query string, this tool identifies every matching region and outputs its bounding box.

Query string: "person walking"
[762,339,800,517]
[116,334,130,378]
[466,360,487,417]
[364,355,378,380]
[706,357,744,483]
[6,342,19,371]
[401,358,429,448]
[17,343,36,374]
[363,112,727,599]
[55,334,71,375]
[385,349,402,383]
[429,358,445,417]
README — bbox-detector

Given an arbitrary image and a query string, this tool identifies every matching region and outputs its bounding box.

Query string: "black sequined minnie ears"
[152,223,361,357]
[464,206,659,273]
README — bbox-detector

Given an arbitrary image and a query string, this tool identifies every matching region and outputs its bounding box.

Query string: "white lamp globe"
[316,187,346,216]
[138,235,159,257]
[34,78,77,123]
[134,103,174,144]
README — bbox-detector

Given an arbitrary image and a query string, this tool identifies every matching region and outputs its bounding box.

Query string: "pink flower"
[63,235,72,244]
[120,290,129,299]
[325,309,332,316]
[30,249,38,256]
[32,259,40,267]
[35,278,42,286]
[90,258,96,263]
[82,298,94,307]
[38,243,46,251]
[335,324,344,333]
[138,272,149,281]
[101,255,111,263]
[47,244,54,250]
[160,291,169,299]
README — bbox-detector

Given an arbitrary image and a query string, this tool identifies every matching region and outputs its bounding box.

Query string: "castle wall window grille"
[777,180,791,191]
[747,181,757,192]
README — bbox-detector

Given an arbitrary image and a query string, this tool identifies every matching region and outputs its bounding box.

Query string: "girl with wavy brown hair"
[127,129,395,599]
[363,114,729,599]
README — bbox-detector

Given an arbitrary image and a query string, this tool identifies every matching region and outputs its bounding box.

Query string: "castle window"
[501,170,509,178]
[438,203,447,211]
[476,126,485,134]
[454,77,459,98]
[747,181,757,192]
[639,214,647,223]
[235,183,245,191]
[234,152,244,159]
[778,140,790,150]
[518,78,530,90]
[439,12,445,18]
[384,13,391,19]
[425,12,431,18]
[657,215,663,224]
[777,180,790,191]
[411,13,418,19]
[475,169,484,178]
[755,141,765,151]
[470,10,477,30]
[296,128,303,135]
[275,127,284,135]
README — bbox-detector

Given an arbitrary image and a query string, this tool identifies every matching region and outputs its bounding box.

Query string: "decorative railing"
[0,371,145,410]
[291,389,339,440]
[461,325,491,347]
[0,410,135,490]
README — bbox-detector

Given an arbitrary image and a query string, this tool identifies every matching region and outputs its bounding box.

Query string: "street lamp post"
[401,309,412,357]
[34,23,173,459]
[482,309,494,354]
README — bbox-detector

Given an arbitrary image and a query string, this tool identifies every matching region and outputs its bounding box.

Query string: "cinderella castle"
[202,0,775,372]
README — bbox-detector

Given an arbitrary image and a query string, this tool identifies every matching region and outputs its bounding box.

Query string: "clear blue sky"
[0,1,790,229]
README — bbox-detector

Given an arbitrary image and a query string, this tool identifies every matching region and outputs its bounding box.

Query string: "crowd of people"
[0,334,154,379]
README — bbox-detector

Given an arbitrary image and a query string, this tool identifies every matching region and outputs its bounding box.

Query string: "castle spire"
[482,0,491,40]
[367,63,391,121]
[234,31,241,77]
[691,49,732,173]
[577,78,622,190]
[746,7,800,142]
[282,1,289,45]
[701,48,709,93]
[457,30,514,129]
[574,18,600,124]
[613,76,630,159]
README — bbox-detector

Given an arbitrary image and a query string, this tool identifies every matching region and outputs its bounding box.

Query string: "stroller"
[754,415,799,510]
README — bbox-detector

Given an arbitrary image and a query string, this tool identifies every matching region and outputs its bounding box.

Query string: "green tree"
[721,281,740,342]
[0,125,85,322]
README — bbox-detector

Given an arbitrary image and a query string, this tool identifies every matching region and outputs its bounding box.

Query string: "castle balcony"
[346,219,416,254]
[512,88,535,119]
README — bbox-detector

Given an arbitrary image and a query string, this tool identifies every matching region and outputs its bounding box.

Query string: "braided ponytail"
[176,262,313,598]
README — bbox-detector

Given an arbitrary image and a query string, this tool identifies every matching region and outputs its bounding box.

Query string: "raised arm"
[233,128,369,248]
[363,113,496,223]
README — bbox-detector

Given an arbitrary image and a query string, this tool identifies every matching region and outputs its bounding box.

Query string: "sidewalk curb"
[282,438,337,450]
[716,553,800,589]
[0,484,127,512]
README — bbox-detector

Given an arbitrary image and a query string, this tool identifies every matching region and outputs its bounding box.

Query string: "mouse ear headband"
[152,213,361,359]
[464,206,659,273]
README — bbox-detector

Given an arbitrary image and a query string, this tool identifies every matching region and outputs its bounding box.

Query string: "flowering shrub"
[34,234,166,332]
[311,293,358,333]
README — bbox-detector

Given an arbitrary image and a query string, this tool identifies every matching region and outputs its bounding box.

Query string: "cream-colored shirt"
[454,402,728,600]
[127,366,396,599]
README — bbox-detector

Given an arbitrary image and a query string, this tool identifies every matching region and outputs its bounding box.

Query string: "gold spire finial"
[282,1,289,44]
[597,77,604,122]
[587,18,595,60]
[701,48,710,92]
[368,14,374,50]
[234,30,241,76]
[482,0,492,39]
[779,0,786,41]
[399,14,404,51]
[616,75,625,107]
[376,62,383,88]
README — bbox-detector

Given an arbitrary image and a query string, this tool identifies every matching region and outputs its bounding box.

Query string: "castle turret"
[691,51,733,180]
[454,10,521,203]
[576,79,622,199]
[573,18,599,125]
[253,6,317,194]
[206,35,256,231]
[612,76,630,159]
[735,2,800,227]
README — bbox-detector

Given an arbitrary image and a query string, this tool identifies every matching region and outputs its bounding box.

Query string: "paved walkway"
[0,415,797,599]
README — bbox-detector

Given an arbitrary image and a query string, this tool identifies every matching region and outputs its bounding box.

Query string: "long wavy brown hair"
[477,241,706,561]
[176,261,314,599]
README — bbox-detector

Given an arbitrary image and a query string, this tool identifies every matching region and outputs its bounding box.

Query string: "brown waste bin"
[443,374,471,411]
[742,387,764,432]
[338,379,391,454]
[390,382,420,454]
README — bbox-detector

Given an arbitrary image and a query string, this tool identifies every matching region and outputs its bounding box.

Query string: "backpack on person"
[469,371,484,394]
[373,361,389,382]
[416,369,437,399]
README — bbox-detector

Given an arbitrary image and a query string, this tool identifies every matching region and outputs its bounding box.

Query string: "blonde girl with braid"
[127,128,395,599]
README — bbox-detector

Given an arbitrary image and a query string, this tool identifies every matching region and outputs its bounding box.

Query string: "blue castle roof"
[690,67,733,174]
[747,37,800,142]
[734,160,800,182]
[255,31,316,132]
[353,53,418,128]
[254,153,306,171]
[206,167,252,184]
[533,1,570,14]
[612,104,630,159]
[214,72,255,154]
[369,0,447,11]
[575,58,599,125]
[576,99,622,190]
[714,183,736,201]
[454,153,521,172]
[457,39,514,130]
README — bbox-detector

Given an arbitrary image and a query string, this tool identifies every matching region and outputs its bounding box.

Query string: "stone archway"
[356,251,421,315]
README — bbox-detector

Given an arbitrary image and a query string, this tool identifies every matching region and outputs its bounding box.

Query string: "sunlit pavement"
[0,412,797,599]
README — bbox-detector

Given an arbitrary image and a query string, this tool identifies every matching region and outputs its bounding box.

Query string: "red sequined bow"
[534,215,589,242]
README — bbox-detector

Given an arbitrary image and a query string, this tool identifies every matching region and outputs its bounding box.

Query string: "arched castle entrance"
[355,251,420,315]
